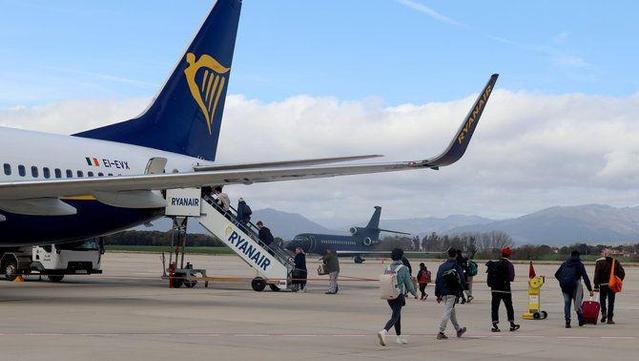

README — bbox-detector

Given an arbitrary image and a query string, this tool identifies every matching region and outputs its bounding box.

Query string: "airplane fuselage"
[0,126,209,246]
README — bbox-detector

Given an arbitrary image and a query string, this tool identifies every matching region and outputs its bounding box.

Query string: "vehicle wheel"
[171,274,184,288]
[4,260,18,281]
[353,255,364,264]
[268,284,280,292]
[47,275,64,282]
[540,311,548,319]
[184,280,197,288]
[251,277,266,292]
[533,312,541,320]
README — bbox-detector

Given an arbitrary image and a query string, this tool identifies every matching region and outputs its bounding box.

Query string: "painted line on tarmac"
[0,332,636,340]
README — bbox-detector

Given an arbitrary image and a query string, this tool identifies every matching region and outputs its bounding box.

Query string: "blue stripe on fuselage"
[0,200,163,246]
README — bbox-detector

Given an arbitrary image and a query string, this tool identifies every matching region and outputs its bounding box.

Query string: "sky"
[2,0,639,226]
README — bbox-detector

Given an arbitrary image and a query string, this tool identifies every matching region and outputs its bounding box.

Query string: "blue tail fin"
[74,0,242,161]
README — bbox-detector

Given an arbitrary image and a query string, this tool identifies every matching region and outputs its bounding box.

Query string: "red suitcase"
[582,298,601,325]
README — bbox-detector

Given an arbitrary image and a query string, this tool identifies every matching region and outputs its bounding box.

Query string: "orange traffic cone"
[13,275,25,282]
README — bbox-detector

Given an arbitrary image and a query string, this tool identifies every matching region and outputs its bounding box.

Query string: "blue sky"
[1,0,638,108]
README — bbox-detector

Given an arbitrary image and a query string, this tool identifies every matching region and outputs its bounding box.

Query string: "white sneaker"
[396,335,408,344]
[377,330,387,346]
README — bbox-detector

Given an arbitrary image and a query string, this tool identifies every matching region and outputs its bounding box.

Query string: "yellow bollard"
[522,276,547,320]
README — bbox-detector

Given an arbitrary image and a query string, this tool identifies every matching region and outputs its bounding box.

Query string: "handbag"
[608,258,623,293]
[317,264,328,276]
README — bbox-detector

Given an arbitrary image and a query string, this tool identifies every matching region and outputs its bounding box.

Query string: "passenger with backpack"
[593,249,625,324]
[378,248,417,346]
[434,248,467,340]
[236,198,252,227]
[486,247,520,332]
[554,250,594,328]
[416,263,431,300]
[456,250,476,303]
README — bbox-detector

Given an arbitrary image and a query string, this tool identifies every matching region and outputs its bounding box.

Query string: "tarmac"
[0,252,637,361]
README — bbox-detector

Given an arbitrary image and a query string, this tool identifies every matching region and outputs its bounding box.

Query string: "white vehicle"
[0,240,103,282]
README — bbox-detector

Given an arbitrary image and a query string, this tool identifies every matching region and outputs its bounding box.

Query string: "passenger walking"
[213,186,230,212]
[256,221,275,248]
[416,263,431,300]
[455,250,469,304]
[487,247,520,332]
[378,248,418,346]
[322,249,340,294]
[236,198,252,226]
[435,248,467,340]
[292,247,308,292]
[401,255,415,295]
[593,249,626,324]
[555,250,594,328]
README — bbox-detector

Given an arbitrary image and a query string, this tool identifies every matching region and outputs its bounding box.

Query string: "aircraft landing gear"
[353,255,365,264]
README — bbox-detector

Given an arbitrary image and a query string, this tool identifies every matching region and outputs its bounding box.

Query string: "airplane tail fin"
[365,206,382,229]
[74,0,242,161]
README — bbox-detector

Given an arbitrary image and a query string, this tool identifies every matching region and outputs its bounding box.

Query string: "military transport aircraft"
[285,206,414,263]
[0,0,498,248]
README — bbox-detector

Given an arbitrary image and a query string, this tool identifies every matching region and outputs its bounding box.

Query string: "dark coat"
[435,259,466,298]
[258,227,274,246]
[236,200,252,223]
[401,256,413,275]
[322,252,340,273]
[490,258,515,292]
[294,253,307,271]
[555,255,593,293]
[593,257,625,288]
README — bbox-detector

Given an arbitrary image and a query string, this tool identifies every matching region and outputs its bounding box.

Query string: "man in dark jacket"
[292,247,307,292]
[322,249,340,294]
[236,198,252,227]
[434,248,467,340]
[256,221,274,248]
[593,249,626,324]
[555,250,594,328]
[489,247,520,332]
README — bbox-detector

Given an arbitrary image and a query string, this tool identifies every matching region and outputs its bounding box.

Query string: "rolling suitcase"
[582,297,600,325]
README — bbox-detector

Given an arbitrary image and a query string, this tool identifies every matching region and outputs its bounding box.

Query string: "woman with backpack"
[417,263,431,300]
[377,248,417,346]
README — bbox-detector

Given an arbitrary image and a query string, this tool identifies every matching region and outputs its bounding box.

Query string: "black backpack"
[442,268,462,295]
[558,263,579,293]
[486,260,506,289]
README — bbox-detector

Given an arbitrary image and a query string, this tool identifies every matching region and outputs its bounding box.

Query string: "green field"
[106,245,235,255]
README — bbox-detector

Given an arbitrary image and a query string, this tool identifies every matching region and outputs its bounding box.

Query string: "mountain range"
[141,204,639,245]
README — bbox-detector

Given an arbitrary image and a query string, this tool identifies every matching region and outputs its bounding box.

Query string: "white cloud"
[394,0,466,27]
[3,90,639,225]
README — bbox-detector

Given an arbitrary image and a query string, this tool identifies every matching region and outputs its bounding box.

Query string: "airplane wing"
[193,155,383,172]
[0,74,497,210]
[336,250,443,257]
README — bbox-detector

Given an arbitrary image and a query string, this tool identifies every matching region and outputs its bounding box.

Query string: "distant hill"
[379,215,494,236]
[449,204,639,245]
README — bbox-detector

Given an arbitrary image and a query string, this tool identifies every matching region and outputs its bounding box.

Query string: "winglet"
[422,74,498,168]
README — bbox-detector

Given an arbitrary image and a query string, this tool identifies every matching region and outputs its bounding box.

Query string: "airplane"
[284,206,415,263]
[0,0,498,250]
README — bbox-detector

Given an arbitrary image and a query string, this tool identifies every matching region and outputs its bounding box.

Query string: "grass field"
[106,245,235,255]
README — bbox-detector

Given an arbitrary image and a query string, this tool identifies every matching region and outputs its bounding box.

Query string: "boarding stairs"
[197,197,294,291]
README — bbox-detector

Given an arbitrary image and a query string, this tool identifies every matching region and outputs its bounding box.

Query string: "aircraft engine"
[363,237,373,247]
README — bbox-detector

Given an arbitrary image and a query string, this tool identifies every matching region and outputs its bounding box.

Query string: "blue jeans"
[562,282,584,322]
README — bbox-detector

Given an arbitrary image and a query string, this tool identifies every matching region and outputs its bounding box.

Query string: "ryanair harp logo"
[184,52,230,134]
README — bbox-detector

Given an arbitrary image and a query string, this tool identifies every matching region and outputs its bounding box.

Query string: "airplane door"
[308,235,317,253]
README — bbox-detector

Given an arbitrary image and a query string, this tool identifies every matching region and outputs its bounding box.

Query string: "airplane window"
[43,167,51,179]
[88,171,94,177]
[66,169,73,178]
[18,165,25,177]
[98,172,104,177]
[3,163,10,176]
[54,168,62,178]
[77,170,84,178]
[108,173,113,177]
[31,166,38,178]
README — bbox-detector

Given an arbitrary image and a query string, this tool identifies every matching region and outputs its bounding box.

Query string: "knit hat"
[501,247,512,258]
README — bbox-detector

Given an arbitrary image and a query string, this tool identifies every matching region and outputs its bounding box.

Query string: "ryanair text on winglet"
[227,228,272,271]
[457,83,493,145]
